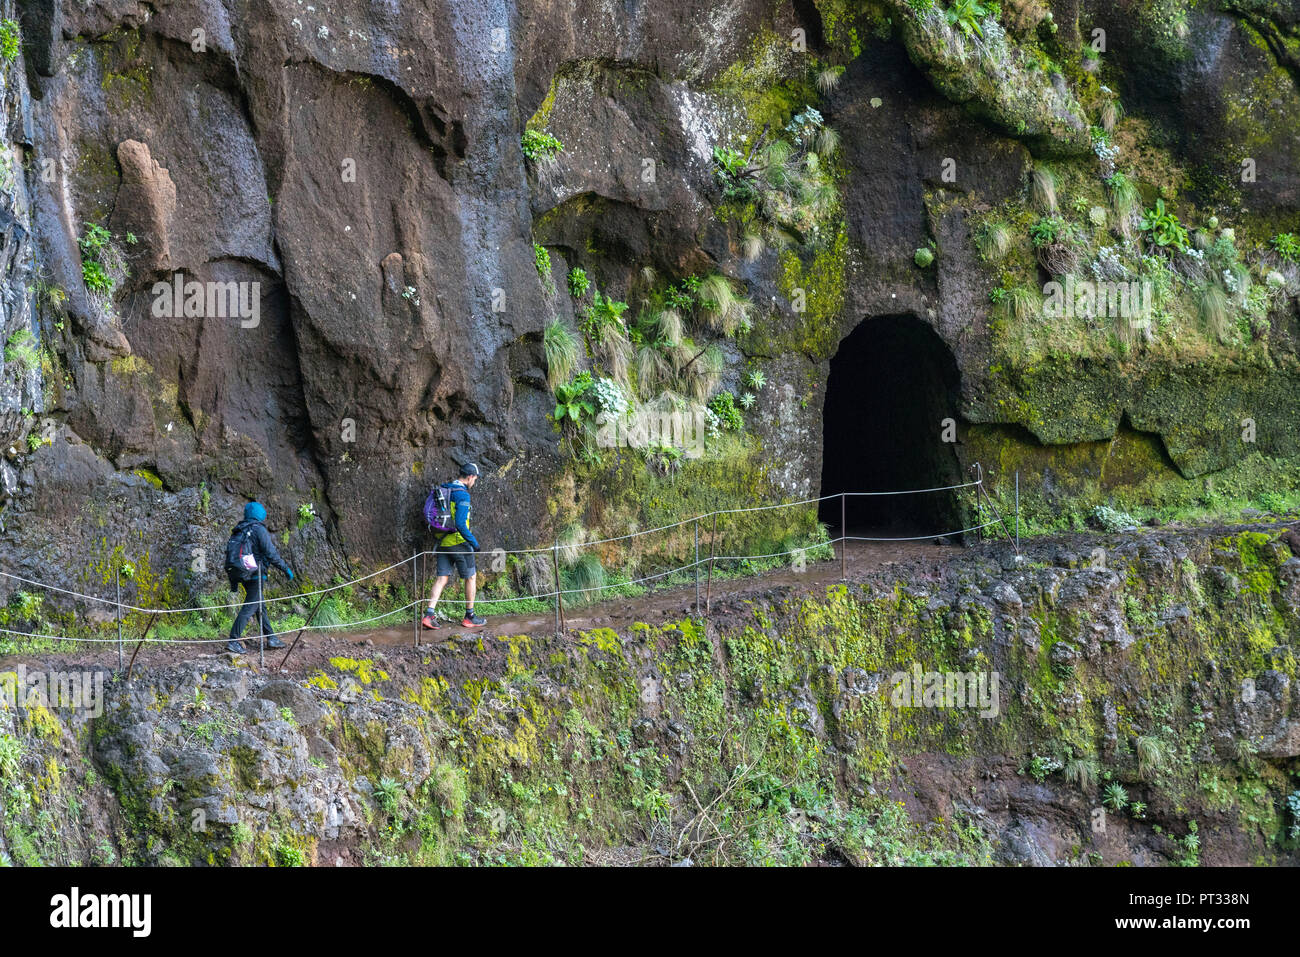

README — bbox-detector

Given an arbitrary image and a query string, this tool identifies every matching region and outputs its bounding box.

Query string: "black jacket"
[229,519,291,580]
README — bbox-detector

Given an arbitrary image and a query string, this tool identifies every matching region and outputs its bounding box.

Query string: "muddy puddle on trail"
[2,539,958,680]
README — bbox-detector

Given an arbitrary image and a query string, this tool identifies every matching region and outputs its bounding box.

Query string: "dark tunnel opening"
[818,315,964,537]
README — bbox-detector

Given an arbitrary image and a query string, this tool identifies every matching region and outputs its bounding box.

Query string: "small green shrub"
[0,19,20,63]
[533,243,552,289]
[82,261,112,292]
[372,776,402,814]
[553,373,595,427]
[0,734,24,780]
[521,129,563,161]
[78,223,126,294]
[1091,504,1137,532]
[914,246,935,267]
[581,291,628,340]
[713,146,756,201]
[4,329,38,372]
[708,391,743,431]
[273,843,305,867]
[1271,233,1300,263]
[1024,755,1061,783]
[1029,215,1066,248]
[1139,199,1189,251]
[567,267,589,298]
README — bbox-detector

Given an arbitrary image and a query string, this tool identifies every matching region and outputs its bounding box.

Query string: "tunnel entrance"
[818,315,964,536]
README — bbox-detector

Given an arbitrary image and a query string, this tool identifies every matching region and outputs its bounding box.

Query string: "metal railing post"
[552,538,565,636]
[705,511,717,615]
[1015,471,1020,550]
[694,520,700,616]
[115,567,123,673]
[412,548,419,648]
[974,463,1020,556]
[840,492,847,581]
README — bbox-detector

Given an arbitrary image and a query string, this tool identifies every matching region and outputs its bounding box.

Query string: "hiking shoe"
[461,612,487,628]
[421,612,442,630]
[264,636,286,650]
[227,640,246,654]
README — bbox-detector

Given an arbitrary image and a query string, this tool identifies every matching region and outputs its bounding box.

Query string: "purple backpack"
[423,483,456,533]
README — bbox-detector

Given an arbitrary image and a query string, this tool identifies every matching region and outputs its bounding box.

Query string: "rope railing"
[0,472,1012,666]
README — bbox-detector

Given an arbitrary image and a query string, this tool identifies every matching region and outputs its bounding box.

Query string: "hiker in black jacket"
[224,501,295,654]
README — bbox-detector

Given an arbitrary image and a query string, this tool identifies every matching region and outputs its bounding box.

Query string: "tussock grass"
[592,321,632,385]
[635,344,671,392]
[816,66,842,94]
[1136,735,1170,781]
[815,125,840,157]
[1064,756,1099,793]
[1007,284,1042,322]
[1100,98,1123,133]
[1198,282,1233,343]
[697,274,749,337]
[975,220,1013,261]
[1031,166,1057,213]
[543,320,579,389]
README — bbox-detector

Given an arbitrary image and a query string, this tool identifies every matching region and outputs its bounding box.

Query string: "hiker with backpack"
[224,501,296,654]
[422,462,487,629]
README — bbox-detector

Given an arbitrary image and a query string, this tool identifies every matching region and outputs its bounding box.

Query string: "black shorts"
[435,542,476,579]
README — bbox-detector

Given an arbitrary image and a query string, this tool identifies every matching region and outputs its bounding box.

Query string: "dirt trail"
[2,539,959,679]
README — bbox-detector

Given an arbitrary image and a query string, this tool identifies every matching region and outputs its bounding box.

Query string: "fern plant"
[945,0,991,39]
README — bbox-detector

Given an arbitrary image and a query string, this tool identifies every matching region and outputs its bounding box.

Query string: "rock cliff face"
[0,0,1297,601]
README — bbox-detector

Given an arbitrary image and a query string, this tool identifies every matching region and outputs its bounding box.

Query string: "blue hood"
[243,501,267,522]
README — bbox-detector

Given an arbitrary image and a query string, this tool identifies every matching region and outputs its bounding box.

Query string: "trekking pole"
[840,492,847,581]
[694,520,700,617]
[980,478,1020,556]
[412,547,419,649]
[278,588,329,672]
[115,567,123,674]
[705,510,717,615]
[257,559,265,671]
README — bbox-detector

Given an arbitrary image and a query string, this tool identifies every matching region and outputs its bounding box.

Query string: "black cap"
[459,462,480,477]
